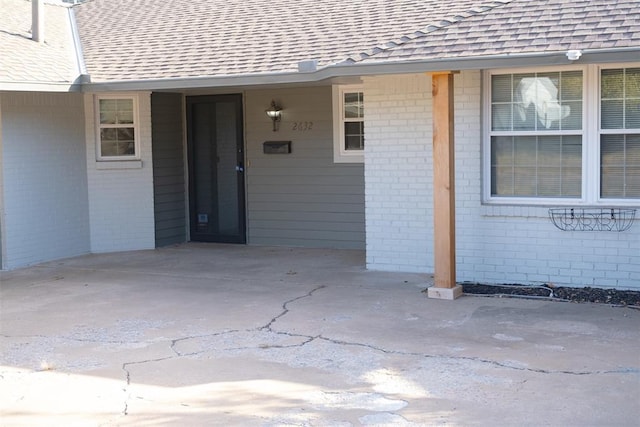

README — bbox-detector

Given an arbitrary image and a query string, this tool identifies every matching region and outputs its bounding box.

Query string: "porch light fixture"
[266,100,282,131]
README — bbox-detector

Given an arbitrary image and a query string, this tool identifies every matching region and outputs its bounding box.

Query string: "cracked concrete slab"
[1,243,639,426]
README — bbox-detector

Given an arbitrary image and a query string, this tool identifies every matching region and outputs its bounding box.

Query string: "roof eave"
[80,47,640,92]
[0,81,84,92]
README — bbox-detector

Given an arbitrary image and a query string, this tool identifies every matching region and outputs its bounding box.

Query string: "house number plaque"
[291,121,313,131]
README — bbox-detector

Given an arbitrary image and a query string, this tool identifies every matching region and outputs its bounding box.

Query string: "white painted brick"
[363,71,640,290]
[1,92,90,269]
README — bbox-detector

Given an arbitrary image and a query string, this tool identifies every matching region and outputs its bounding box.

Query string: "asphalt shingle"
[73,0,510,82]
[357,0,640,63]
[4,0,639,86]
[0,0,79,86]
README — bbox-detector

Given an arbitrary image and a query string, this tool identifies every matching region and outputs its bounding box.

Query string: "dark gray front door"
[187,95,245,243]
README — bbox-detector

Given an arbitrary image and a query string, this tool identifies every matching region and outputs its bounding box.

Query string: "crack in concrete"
[317,335,640,377]
[117,285,329,416]
[170,330,240,356]
[259,285,326,332]
[0,333,143,346]
[120,356,176,416]
[227,333,320,352]
[7,281,638,422]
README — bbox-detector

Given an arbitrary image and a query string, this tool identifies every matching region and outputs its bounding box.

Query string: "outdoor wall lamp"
[266,100,282,131]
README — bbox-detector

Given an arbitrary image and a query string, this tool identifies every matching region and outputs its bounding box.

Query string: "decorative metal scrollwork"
[549,208,636,232]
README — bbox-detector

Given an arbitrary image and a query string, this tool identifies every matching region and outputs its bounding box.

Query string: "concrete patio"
[1,243,639,426]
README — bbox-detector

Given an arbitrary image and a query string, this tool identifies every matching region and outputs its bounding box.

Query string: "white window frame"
[95,94,140,161]
[483,63,640,207]
[596,64,640,202]
[332,85,364,163]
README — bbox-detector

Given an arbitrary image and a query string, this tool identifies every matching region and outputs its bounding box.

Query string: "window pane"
[513,99,536,130]
[344,92,363,118]
[538,167,562,196]
[626,68,640,98]
[601,100,624,129]
[493,71,582,131]
[538,136,561,167]
[100,128,116,156]
[601,68,640,130]
[99,99,117,124]
[561,70,583,100]
[117,128,135,155]
[118,108,134,125]
[514,136,537,166]
[562,167,582,197]
[491,74,512,102]
[491,136,512,165]
[626,99,640,129]
[115,99,134,124]
[601,69,624,98]
[491,166,513,196]
[100,98,134,125]
[100,128,116,142]
[562,135,583,167]
[491,104,512,130]
[98,97,136,158]
[561,101,582,130]
[491,135,582,197]
[601,134,640,198]
[344,122,364,150]
[514,166,536,196]
[562,135,582,197]
[100,127,135,157]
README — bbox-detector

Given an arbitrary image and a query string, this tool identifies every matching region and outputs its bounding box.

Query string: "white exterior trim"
[332,84,364,163]
[94,93,141,161]
[483,63,640,207]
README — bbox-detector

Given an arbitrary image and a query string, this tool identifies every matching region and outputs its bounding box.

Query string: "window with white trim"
[96,95,139,160]
[484,64,640,204]
[600,67,640,199]
[333,85,364,163]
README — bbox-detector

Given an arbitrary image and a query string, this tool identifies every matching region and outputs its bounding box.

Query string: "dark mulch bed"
[461,283,640,307]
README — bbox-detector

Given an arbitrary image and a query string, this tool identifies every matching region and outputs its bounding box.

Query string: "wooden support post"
[428,72,462,300]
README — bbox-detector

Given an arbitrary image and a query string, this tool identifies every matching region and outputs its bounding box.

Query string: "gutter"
[79,46,640,92]
[68,6,90,84]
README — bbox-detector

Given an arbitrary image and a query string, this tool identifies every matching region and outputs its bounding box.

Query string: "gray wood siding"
[152,92,186,247]
[245,87,365,249]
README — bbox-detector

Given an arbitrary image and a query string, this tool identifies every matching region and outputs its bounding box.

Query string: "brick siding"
[364,72,640,289]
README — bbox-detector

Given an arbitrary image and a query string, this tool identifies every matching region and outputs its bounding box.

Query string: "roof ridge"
[340,0,514,65]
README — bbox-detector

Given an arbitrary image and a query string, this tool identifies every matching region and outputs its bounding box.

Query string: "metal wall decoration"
[549,208,636,232]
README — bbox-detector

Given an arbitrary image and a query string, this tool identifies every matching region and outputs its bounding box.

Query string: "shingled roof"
[74,0,512,82]
[0,0,81,90]
[2,0,639,91]
[352,0,640,64]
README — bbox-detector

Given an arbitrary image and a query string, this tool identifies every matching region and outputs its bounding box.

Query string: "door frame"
[186,94,246,243]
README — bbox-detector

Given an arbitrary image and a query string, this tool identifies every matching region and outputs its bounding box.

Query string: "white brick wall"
[364,72,640,290]
[84,92,155,253]
[364,74,433,272]
[0,92,90,269]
